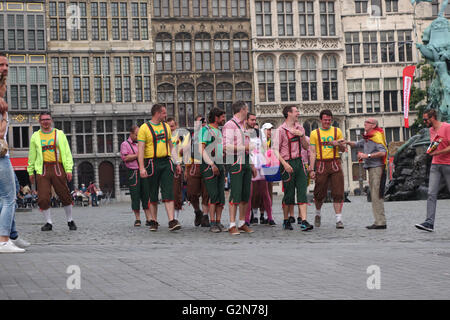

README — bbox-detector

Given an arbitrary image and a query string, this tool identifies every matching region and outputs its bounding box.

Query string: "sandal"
[134,220,141,227]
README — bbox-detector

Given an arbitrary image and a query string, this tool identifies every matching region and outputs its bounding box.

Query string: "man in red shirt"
[415,109,450,232]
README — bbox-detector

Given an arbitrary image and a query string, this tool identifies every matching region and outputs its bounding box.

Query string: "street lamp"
[355,128,364,195]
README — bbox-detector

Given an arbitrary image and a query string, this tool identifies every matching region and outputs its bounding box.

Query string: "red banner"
[403,66,416,128]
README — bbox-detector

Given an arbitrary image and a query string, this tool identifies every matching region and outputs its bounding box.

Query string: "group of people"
[71,182,103,207]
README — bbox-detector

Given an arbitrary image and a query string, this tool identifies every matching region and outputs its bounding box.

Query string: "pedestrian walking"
[346,118,388,229]
[28,112,76,231]
[137,104,182,232]
[309,109,347,229]
[415,109,450,232]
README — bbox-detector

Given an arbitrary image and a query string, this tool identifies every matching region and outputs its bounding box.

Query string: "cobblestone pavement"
[1,195,450,300]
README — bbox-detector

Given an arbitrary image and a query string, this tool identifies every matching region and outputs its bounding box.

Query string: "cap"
[261,123,274,130]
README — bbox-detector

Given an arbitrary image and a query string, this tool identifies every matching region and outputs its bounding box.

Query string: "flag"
[403,65,416,128]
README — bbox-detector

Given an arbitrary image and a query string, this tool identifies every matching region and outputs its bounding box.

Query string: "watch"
[368,154,371,159]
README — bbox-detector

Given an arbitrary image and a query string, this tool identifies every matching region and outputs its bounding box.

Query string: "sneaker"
[134,220,141,227]
[41,223,53,231]
[0,240,25,253]
[301,220,314,231]
[168,219,181,231]
[366,224,387,230]
[288,216,295,224]
[201,215,210,227]
[10,237,31,248]
[260,215,265,224]
[314,215,321,228]
[261,218,268,225]
[149,220,158,231]
[268,219,276,226]
[297,217,302,225]
[194,210,203,227]
[217,222,225,232]
[336,221,344,229]
[145,220,151,227]
[283,220,293,230]
[238,224,254,233]
[415,222,434,232]
[228,226,240,235]
[210,225,221,233]
[68,221,77,231]
[251,217,259,224]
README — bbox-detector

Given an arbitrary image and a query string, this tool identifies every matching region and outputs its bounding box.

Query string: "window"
[8,66,48,110]
[97,120,114,153]
[51,57,69,103]
[256,1,272,36]
[174,0,190,17]
[398,31,413,62]
[299,1,315,36]
[177,84,195,127]
[232,0,246,17]
[214,33,230,71]
[70,2,87,40]
[213,0,228,17]
[93,56,111,103]
[216,82,233,120]
[156,33,173,71]
[91,2,108,40]
[131,2,148,40]
[365,79,380,113]
[355,0,368,13]
[322,55,338,100]
[258,55,275,102]
[380,31,395,62]
[385,0,398,12]
[49,1,67,40]
[233,33,250,70]
[112,2,128,40]
[348,79,363,113]
[157,84,175,118]
[193,0,208,17]
[279,55,296,102]
[27,15,45,50]
[303,120,319,137]
[383,78,398,112]
[320,1,335,36]
[277,1,293,36]
[134,56,151,102]
[0,15,4,50]
[363,31,378,63]
[114,56,131,102]
[75,120,93,154]
[72,57,90,103]
[195,33,211,71]
[345,32,360,64]
[11,127,30,149]
[371,0,382,16]
[175,33,192,71]
[235,82,252,111]
[385,127,400,145]
[301,55,317,101]
[117,119,134,147]
[197,83,214,118]
[54,121,72,147]
[432,0,450,16]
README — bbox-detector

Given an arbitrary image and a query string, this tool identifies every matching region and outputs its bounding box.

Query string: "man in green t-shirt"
[199,108,226,233]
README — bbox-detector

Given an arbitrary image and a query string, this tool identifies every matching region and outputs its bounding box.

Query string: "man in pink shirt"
[120,125,150,227]
[415,109,450,232]
[274,106,313,231]
[223,101,256,235]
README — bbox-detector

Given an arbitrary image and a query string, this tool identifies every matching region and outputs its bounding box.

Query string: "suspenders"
[146,121,169,158]
[283,128,300,161]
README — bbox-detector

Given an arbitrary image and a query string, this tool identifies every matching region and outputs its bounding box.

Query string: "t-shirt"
[309,127,343,160]
[40,129,61,162]
[137,121,172,159]
[430,122,450,165]
[200,125,223,163]
[355,139,387,169]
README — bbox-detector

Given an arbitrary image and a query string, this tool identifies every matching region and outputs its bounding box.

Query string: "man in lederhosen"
[120,125,150,227]
[138,104,182,232]
[167,118,184,221]
[28,112,76,231]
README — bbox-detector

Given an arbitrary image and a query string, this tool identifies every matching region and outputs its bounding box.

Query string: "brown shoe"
[238,224,254,233]
[228,226,240,235]
[168,219,181,231]
[149,220,158,231]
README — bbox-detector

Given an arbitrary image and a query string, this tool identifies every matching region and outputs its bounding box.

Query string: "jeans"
[0,156,17,237]
[9,172,20,239]
[426,164,450,225]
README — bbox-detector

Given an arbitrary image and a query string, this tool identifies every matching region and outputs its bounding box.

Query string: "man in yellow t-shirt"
[138,104,182,232]
[309,110,347,229]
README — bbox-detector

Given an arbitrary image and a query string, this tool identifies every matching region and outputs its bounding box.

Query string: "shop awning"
[10,157,28,171]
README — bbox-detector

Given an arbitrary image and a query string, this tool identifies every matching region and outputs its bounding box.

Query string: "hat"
[261,123,274,130]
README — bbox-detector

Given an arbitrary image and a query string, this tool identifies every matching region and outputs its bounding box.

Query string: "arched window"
[216,82,233,120]
[301,55,317,101]
[233,33,249,70]
[195,33,211,71]
[197,83,214,118]
[157,83,175,118]
[155,33,172,71]
[258,55,275,102]
[322,55,338,100]
[175,33,192,71]
[214,33,230,71]
[177,83,195,127]
[280,55,296,102]
[236,82,252,110]
[78,161,94,187]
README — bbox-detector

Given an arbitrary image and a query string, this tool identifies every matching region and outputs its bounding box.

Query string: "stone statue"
[413,0,450,123]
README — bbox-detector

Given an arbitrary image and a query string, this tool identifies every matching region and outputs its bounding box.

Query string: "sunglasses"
[423,118,430,122]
